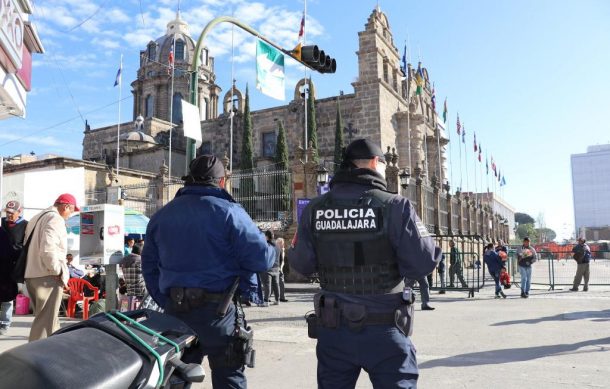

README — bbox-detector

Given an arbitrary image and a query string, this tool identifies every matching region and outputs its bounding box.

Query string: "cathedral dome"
[120,131,156,143]
[146,11,202,68]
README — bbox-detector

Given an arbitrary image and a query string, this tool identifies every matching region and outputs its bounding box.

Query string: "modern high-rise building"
[571,144,610,233]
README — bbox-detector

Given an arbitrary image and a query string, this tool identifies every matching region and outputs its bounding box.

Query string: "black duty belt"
[170,287,225,309]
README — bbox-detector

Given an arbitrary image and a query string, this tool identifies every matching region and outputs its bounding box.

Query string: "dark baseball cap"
[344,139,386,163]
[183,155,225,181]
[4,200,22,214]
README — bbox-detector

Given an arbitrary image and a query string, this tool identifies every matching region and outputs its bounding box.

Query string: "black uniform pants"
[164,301,246,389]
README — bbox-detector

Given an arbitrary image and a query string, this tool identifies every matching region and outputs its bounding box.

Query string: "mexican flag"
[256,40,285,101]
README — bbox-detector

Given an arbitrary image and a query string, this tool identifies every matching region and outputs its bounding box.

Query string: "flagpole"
[446,101,454,191]
[473,142,477,197]
[486,152,490,193]
[436,120,442,182]
[116,54,123,179]
[458,118,463,192]
[168,33,176,195]
[229,18,235,173]
[303,1,308,161]
[463,126,469,193]
[479,148,483,197]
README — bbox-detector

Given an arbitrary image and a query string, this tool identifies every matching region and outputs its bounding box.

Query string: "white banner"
[181,99,202,146]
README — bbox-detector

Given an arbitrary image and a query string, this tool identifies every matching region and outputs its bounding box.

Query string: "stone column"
[431,175,441,235]
[414,164,425,218]
[394,111,410,170]
[464,195,471,235]
[456,191,463,236]
[446,190,454,236]
[156,163,170,209]
[384,147,400,193]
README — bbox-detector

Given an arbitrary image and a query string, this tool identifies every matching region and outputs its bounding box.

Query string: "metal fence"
[401,183,417,210]
[121,182,158,217]
[423,186,436,233]
[228,166,292,226]
[419,235,486,298]
[502,250,610,290]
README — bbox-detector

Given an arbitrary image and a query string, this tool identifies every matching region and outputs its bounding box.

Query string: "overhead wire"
[0,96,132,148]
[30,1,87,126]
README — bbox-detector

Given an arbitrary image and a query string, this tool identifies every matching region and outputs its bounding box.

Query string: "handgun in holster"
[227,325,255,368]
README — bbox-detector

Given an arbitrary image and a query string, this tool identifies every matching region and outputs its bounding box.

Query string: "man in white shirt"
[24,193,78,341]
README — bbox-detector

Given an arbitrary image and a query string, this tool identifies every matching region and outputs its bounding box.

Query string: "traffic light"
[294,44,336,74]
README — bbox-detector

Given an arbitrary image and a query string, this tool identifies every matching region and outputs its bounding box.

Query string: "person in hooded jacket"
[484,243,506,299]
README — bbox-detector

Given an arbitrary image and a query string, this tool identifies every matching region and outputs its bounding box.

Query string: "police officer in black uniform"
[293,139,440,388]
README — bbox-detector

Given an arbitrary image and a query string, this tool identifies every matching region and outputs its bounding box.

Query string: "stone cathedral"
[82,8,447,182]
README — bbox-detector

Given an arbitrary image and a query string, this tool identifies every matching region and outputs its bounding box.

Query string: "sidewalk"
[1,284,609,388]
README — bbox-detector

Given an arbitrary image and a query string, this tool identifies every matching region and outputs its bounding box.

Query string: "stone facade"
[82,8,448,183]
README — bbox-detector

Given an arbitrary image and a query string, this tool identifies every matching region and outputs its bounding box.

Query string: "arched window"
[147,43,156,62]
[383,60,389,83]
[201,48,209,66]
[202,98,209,120]
[172,92,183,124]
[145,95,154,118]
[175,39,185,61]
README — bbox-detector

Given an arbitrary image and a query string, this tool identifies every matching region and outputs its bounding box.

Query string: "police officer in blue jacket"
[142,155,275,388]
[293,139,441,389]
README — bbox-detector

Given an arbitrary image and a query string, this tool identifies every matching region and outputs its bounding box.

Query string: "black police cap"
[344,139,386,163]
[182,155,225,182]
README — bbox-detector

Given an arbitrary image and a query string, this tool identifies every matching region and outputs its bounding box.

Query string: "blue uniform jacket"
[292,171,441,311]
[142,185,275,306]
[484,249,503,275]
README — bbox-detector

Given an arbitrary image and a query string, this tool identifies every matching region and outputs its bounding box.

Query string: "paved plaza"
[1,283,609,388]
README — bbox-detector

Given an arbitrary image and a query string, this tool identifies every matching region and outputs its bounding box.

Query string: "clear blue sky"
[1,0,609,240]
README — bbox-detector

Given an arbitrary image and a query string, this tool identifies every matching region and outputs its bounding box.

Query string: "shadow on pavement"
[491,309,610,326]
[420,337,610,368]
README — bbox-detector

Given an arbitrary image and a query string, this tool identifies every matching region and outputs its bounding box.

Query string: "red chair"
[66,278,100,320]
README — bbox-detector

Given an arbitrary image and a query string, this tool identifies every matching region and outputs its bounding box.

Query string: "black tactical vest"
[310,189,402,295]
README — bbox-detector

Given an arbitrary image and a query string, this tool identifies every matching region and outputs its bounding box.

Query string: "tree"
[536,227,557,242]
[306,78,319,162]
[516,223,537,241]
[239,85,255,216]
[515,212,535,225]
[333,96,344,173]
[274,120,290,213]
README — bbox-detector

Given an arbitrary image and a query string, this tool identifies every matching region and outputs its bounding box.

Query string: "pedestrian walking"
[484,243,506,299]
[570,237,591,292]
[413,276,435,310]
[516,237,537,298]
[293,138,440,388]
[24,194,78,341]
[262,230,281,306]
[0,200,28,335]
[276,237,288,302]
[448,240,468,288]
[438,254,446,294]
[142,155,275,388]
